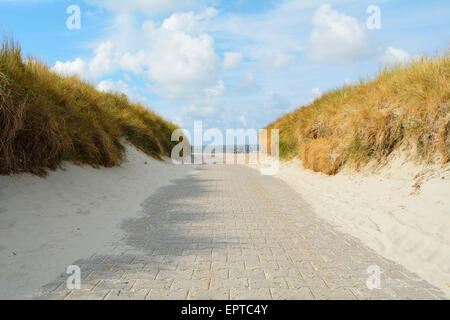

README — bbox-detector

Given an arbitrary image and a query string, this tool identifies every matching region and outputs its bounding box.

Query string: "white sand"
[253,159,450,297]
[1,145,448,299]
[0,143,189,299]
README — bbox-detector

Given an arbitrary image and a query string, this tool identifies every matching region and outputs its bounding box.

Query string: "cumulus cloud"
[312,87,322,96]
[97,79,147,103]
[52,58,87,78]
[223,52,243,69]
[88,41,119,77]
[307,4,372,64]
[97,79,129,94]
[52,8,221,100]
[146,11,220,98]
[380,46,412,66]
[53,41,122,79]
[119,50,147,75]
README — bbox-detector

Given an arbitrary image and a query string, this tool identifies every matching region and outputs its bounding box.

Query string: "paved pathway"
[40,165,445,300]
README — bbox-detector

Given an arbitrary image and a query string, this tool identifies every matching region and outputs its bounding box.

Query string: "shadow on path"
[38,165,446,300]
[38,166,239,299]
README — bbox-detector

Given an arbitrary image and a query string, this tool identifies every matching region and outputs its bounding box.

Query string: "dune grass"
[0,39,181,176]
[266,54,449,175]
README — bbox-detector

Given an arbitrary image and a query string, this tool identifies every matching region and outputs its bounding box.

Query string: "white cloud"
[97,79,129,94]
[146,13,220,98]
[52,58,87,77]
[307,4,372,64]
[312,87,322,96]
[52,8,221,99]
[53,41,122,79]
[380,46,412,66]
[223,52,243,69]
[239,115,247,127]
[160,8,218,34]
[205,80,225,97]
[119,50,147,75]
[173,116,184,127]
[97,79,146,103]
[88,41,119,78]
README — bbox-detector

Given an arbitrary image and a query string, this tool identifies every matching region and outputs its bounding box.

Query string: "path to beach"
[40,164,445,300]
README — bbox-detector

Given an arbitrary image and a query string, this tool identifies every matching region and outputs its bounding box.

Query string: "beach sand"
[0,143,189,299]
[251,158,450,297]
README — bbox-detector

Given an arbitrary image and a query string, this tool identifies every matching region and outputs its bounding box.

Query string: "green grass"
[0,38,182,176]
[265,54,450,175]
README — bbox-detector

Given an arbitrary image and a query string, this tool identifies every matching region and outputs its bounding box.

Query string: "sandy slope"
[0,144,188,299]
[257,159,450,297]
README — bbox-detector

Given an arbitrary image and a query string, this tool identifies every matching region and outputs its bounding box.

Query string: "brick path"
[40,165,446,300]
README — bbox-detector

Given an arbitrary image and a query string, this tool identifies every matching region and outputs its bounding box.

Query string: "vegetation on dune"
[0,39,181,176]
[266,54,450,175]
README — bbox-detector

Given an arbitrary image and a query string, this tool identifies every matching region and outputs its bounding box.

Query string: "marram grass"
[266,53,449,175]
[0,39,181,176]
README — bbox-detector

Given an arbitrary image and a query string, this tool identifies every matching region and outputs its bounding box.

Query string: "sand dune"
[0,144,188,299]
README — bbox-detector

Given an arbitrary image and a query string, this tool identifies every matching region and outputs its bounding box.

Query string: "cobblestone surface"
[39,165,446,300]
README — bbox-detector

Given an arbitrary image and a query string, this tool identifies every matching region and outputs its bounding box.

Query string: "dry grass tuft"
[266,53,450,175]
[0,38,181,176]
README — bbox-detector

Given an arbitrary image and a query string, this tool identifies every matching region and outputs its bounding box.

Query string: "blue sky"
[1,0,449,135]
